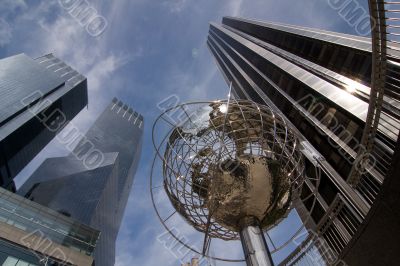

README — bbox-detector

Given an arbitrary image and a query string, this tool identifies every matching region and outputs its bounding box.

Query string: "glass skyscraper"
[0,53,88,192]
[18,98,144,266]
[207,17,400,264]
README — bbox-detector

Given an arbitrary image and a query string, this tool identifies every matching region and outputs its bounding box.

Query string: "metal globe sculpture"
[151,99,310,264]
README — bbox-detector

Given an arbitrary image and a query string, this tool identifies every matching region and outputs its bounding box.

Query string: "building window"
[333,49,348,71]
[321,45,334,66]
[2,257,18,266]
[310,42,323,61]
[2,256,37,266]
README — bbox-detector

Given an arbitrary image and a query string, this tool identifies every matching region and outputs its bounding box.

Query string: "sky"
[0,0,370,265]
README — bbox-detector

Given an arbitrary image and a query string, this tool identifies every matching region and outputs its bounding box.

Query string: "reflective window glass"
[15,261,29,266]
[2,256,18,266]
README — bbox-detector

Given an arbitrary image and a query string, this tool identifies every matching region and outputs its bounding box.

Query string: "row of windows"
[222,19,372,86]
[0,209,92,256]
[0,189,97,255]
[2,256,37,266]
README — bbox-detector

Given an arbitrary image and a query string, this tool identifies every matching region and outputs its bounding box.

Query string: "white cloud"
[0,19,12,47]
[229,0,244,17]
[87,54,127,90]
[39,17,125,93]
[17,1,56,22]
[13,1,139,99]
[163,0,189,13]
[191,67,218,99]
[0,0,28,14]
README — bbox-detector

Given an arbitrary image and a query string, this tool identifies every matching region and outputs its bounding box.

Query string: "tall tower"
[18,98,144,266]
[207,17,400,263]
[0,53,88,191]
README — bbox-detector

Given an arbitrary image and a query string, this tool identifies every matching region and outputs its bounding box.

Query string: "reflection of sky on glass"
[2,0,370,265]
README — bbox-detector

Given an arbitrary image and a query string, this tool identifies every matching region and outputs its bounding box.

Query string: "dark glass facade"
[207,17,400,262]
[18,98,144,266]
[220,17,373,85]
[0,54,88,192]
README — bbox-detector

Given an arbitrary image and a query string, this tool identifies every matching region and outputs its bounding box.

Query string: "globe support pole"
[239,217,274,266]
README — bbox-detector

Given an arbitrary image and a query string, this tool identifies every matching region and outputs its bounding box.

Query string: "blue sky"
[0,0,370,265]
